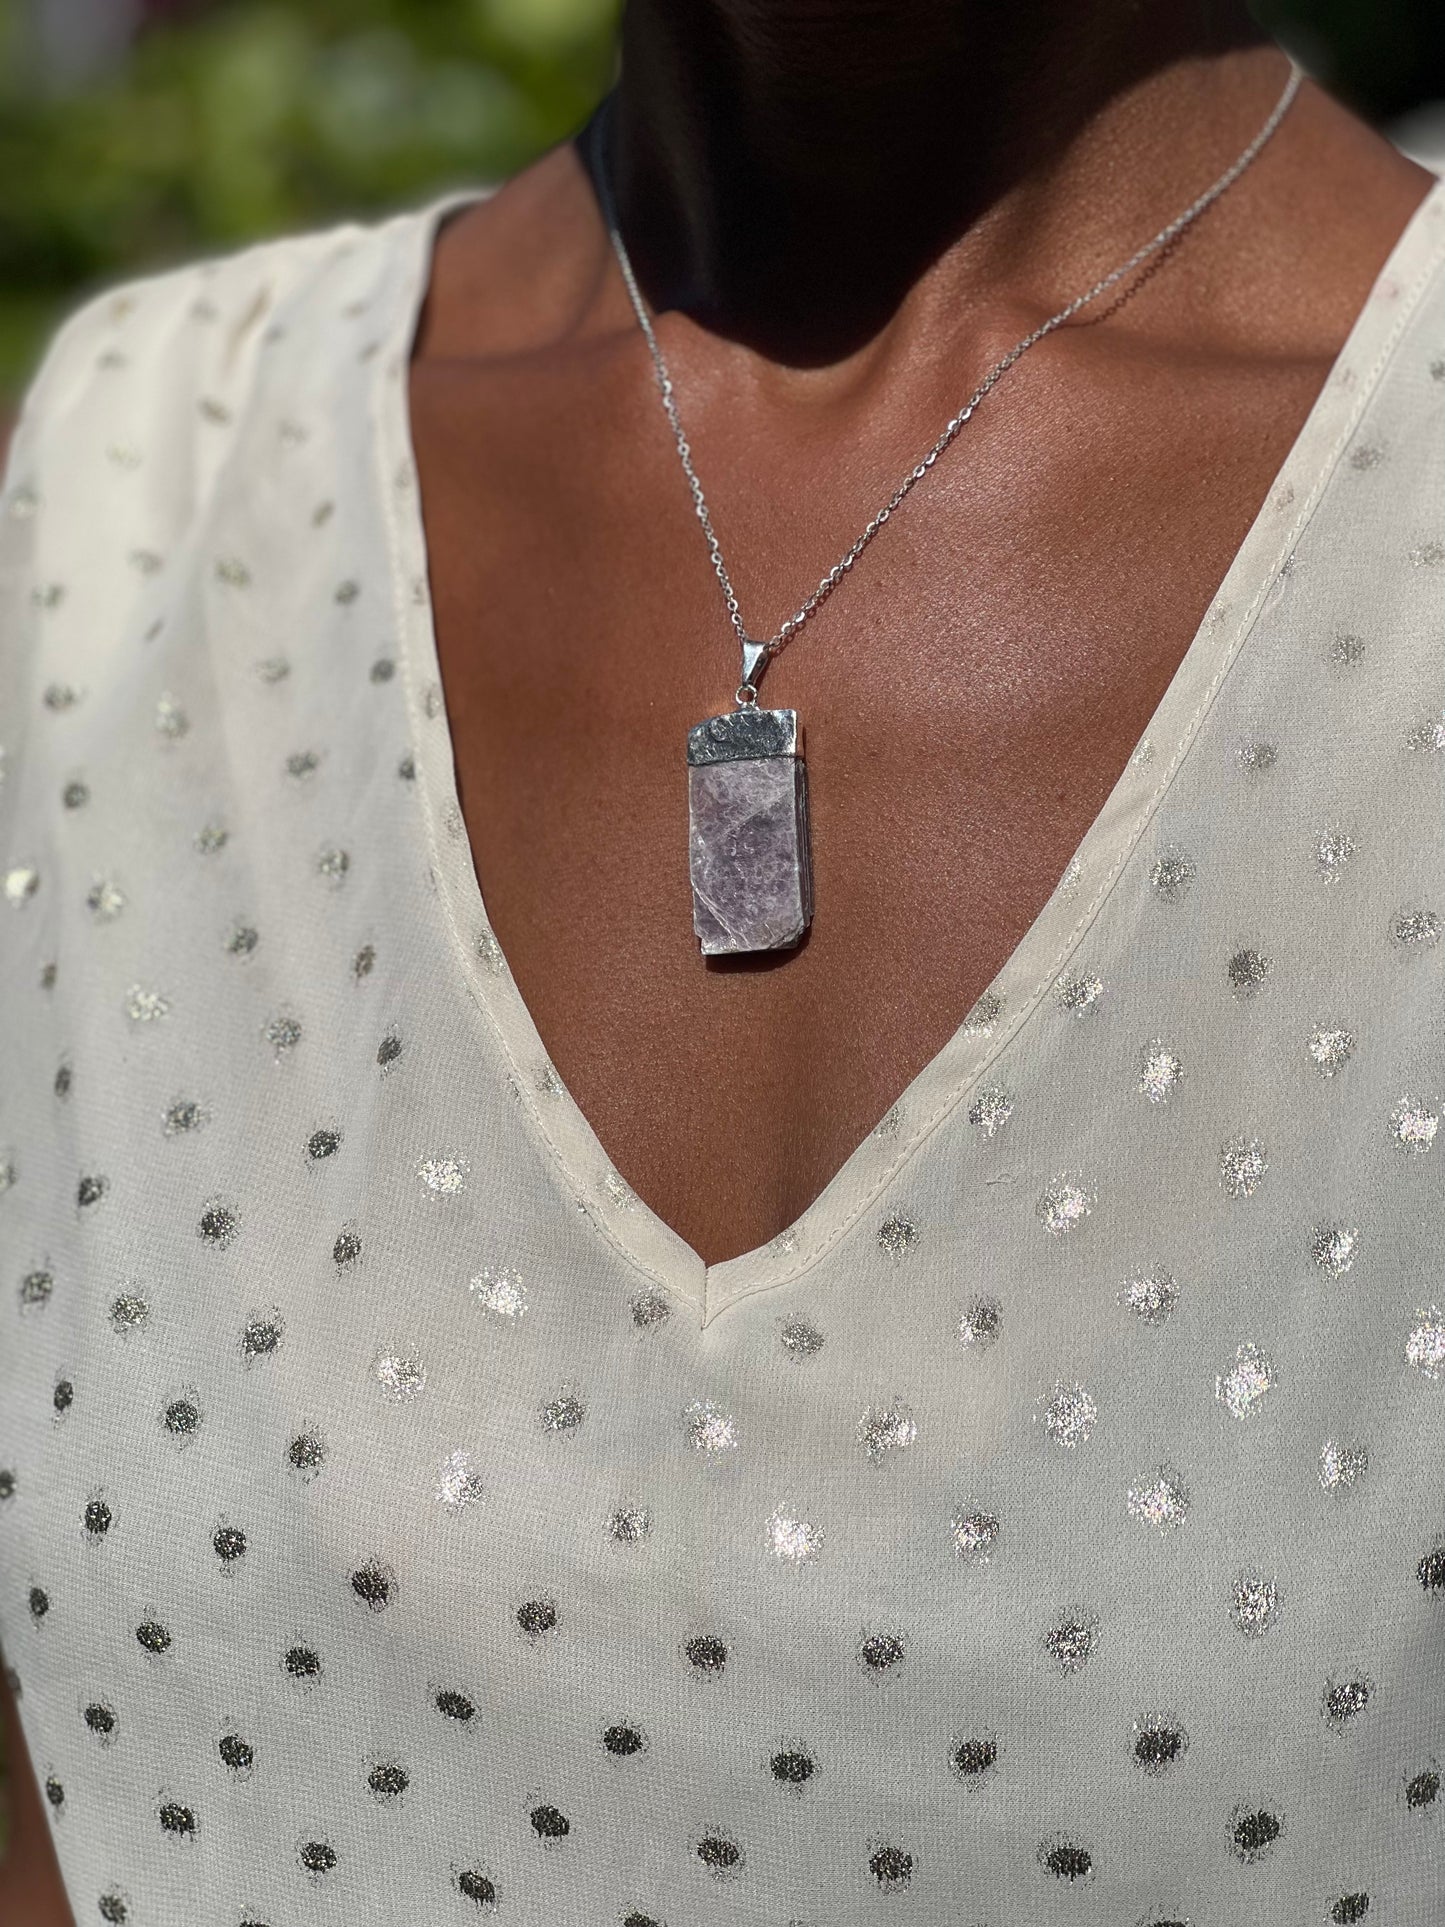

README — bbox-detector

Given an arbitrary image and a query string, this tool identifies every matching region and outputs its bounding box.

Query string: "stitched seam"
[385,182,1445,1329]
[709,189,1445,1320]
[383,195,694,1315]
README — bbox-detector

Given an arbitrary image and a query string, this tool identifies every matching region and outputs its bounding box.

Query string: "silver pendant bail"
[738,636,769,700]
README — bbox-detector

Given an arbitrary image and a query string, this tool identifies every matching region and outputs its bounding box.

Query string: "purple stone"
[686,709,813,955]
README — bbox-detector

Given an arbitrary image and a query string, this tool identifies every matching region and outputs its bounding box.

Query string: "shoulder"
[1,200,459,520]
[0,198,461,811]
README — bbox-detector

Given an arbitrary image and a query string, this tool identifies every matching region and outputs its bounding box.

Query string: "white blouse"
[3,170,1445,1927]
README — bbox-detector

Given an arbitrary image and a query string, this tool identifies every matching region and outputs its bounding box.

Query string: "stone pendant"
[686,706,814,955]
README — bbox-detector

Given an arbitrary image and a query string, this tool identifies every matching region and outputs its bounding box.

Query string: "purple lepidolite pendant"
[686,706,813,955]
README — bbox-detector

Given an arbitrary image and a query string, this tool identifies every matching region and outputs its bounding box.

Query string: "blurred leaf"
[0,0,620,398]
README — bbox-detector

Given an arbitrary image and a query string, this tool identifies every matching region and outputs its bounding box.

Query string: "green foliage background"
[1,0,1444,402]
[0,0,620,398]
[2,0,1445,403]
[1,0,1444,400]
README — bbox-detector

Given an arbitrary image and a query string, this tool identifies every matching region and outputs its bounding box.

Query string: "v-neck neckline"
[382,172,1445,1328]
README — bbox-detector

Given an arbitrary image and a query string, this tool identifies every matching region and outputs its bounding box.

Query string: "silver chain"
[592,58,1302,700]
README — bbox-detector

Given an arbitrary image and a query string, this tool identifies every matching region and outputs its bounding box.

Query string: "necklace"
[591,59,1303,956]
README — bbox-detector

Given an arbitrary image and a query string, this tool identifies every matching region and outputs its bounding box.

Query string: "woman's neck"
[598,0,1277,363]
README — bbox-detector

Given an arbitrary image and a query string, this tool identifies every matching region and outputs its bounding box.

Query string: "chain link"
[592,59,1302,680]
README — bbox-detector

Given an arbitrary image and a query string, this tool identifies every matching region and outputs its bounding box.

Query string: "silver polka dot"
[124,985,170,1024]
[950,1509,1000,1560]
[1308,1026,1355,1076]
[1310,1223,1359,1278]
[967,1086,1013,1137]
[876,1213,917,1260]
[474,926,506,974]
[958,1297,1003,1349]
[1042,1383,1097,1448]
[1406,712,1445,752]
[1119,1266,1178,1324]
[1228,948,1271,997]
[161,1098,207,1138]
[1037,1175,1094,1235]
[961,990,1003,1035]
[86,877,126,921]
[683,1399,737,1454]
[766,1507,822,1563]
[1127,1466,1188,1529]
[1149,847,1195,904]
[3,865,39,907]
[1230,1573,1279,1636]
[779,1317,825,1359]
[1132,1712,1189,1775]
[110,1291,148,1333]
[1406,1307,1445,1379]
[1220,1136,1267,1198]
[240,1309,283,1361]
[1391,907,1442,948]
[1238,740,1278,774]
[264,1013,302,1056]
[436,1450,485,1509]
[629,1289,670,1331]
[1389,1098,1439,1153]
[198,1200,240,1248]
[608,1504,652,1544]
[1319,1441,1368,1491]
[540,1389,585,1433]
[1044,1612,1098,1672]
[1323,1676,1373,1729]
[1055,971,1104,1016]
[19,1268,53,1310]
[154,693,188,741]
[1215,1342,1275,1419]
[374,1352,426,1401]
[1315,828,1357,882]
[468,1267,527,1319]
[857,1400,917,1464]
[1137,1041,1184,1103]
[416,1154,469,1195]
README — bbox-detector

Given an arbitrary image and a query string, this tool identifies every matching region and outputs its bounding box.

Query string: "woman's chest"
[407,329,1340,1266]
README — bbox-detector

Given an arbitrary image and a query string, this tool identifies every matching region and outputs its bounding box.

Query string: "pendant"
[686,701,814,956]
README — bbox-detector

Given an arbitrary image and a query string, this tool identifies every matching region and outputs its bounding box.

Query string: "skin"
[0,2,1434,1911]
